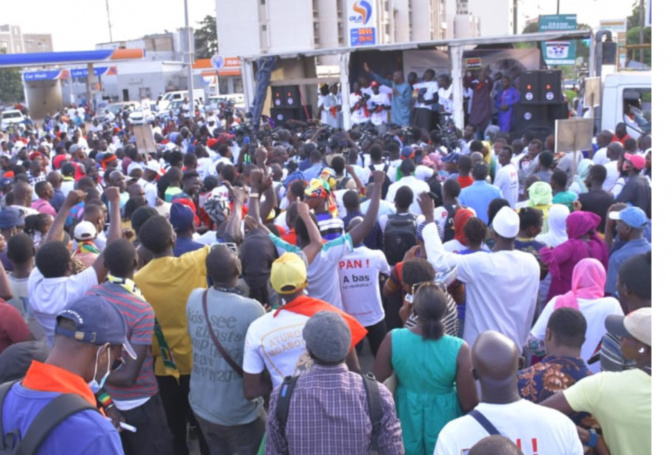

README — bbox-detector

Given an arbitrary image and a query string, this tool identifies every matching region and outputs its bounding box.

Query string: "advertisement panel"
[347,0,377,47]
[539,14,577,65]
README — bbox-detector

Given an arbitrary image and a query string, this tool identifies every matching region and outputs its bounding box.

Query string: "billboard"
[347,0,377,47]
[539,14,577,65]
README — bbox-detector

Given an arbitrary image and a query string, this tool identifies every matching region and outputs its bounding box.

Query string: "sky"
[2,0,638,52]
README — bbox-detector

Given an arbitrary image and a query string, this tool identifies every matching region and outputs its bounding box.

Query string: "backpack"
[442,204,458,243]
[336,175,352,191]
[275,372,383,453]
[368,164,391,199]
[0,381,97,455]
[383,214,417,266]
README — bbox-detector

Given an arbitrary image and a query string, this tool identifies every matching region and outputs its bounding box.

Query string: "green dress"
[391,328,463,455]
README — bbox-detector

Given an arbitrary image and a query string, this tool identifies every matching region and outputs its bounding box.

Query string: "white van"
[158,89,205,110]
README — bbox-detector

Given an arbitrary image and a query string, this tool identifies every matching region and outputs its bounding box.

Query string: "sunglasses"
[404,281,449,304]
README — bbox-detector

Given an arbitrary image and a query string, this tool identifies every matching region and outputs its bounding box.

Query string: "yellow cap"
[270,252,308,294]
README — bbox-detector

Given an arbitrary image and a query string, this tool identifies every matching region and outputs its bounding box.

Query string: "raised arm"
[348,170,383,245]
[296,201,323,264]
[418,192,460,273]
[90,187,122,283]
[45,190,86,244]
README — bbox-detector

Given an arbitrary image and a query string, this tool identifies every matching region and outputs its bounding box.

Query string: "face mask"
[89,345,112,394]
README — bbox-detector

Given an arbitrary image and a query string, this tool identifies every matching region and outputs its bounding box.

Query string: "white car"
[129,102,157,125]
[1,110,25,131]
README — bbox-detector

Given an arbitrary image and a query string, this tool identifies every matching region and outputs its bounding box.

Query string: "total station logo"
[350,0,372,24]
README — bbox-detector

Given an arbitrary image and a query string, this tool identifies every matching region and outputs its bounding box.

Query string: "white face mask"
[89,345,111,394]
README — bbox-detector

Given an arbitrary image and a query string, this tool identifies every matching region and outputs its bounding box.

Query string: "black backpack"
[384,214,417,266]
[368,164,391,199]
[275,372,383,453]
[0,381,97,455]
[442,204,458,243]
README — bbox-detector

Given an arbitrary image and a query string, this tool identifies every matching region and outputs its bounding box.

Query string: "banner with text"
[540,14,577,65]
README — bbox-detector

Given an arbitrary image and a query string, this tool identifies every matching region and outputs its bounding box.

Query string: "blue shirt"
[458,180,503,224]
[605,238,651,295]
[302,163,325,182]
[371,73,412,126]
[2,383,123,454]
[174,236,205,258]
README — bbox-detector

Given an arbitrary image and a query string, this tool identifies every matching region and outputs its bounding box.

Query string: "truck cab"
[600,71,651,138]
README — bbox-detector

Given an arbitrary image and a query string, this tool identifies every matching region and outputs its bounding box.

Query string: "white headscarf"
[536,204,569,247]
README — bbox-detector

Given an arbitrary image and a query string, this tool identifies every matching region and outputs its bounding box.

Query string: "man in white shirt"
[437,74,454,116]
[592,130,614,165]
[337,217,390,356]
[434,331,583,455]
[367,81,390,129]
[419,196,539,352]
[385,160,430,216]
[413,69,439,132]
[493,145,519,206]
[350,83,370,126]
[603,142,623,194]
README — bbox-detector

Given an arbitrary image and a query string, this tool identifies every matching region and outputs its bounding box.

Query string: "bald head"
[13,182,33,207]
[472,331,519,395]
[206,245,241,286]
[469,436,524,455]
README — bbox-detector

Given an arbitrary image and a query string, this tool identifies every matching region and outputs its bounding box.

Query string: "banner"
[540,14,577,65]
[347,0,378,47]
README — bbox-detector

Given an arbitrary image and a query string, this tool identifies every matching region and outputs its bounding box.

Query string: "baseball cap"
[492,206,519,239]
[0,207,24,230]
[0,177,13,189]
[605,307,651,346]
[144,160,163,175]
[270,252,308,295]
[74,221,98,241]
[55,295,137,359]
[623,153,645,171]
[441,152,460,164]
[170,202,195,233]
[608,206,648,229]
[370,80,380,88]
[401,146,414,159]
[303,311,351,363]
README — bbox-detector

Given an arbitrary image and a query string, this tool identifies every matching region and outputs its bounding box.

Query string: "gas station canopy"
[0,48,144,69]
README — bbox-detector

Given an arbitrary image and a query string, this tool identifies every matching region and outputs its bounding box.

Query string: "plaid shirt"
[266,364,404,455]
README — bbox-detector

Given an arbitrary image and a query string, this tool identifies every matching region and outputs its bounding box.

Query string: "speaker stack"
[513,70,568,140]
[271,85,312,126]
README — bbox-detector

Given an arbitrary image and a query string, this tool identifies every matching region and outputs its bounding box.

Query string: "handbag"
[201,289,244,377]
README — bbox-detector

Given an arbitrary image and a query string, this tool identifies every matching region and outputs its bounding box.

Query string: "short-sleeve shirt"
[87,282,158,403]
[134,246,210,376]
[28,266,98,347]
[564,369,651,455]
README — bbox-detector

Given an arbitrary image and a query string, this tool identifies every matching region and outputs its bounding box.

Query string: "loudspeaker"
[271,105,313,126]
[514,104,547,128]
[271,85,300,108]
[519,71,540,103]
[538,71,563,104]
[547,103,569,123]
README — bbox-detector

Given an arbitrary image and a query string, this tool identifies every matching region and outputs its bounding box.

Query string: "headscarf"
[566,211,601,239]
[536,204,569,247]
[305,178,338,218]
[453,208,475,245]
[528,181,553,207]
[572,159,593,194]
[554,258,606,310]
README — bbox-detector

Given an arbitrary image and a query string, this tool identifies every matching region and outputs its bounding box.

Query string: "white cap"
[492,206,519,239]
[74,221,98,241]
[144,160,162,174]
[127,161,143,175]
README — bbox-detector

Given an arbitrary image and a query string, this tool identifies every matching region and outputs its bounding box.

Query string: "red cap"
[370,80,380,88]
[624,153,645,171]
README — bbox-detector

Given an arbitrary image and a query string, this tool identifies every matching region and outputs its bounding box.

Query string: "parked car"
[1,110,26,131]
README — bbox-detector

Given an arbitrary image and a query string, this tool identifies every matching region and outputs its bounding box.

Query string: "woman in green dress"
[374,282,478,455]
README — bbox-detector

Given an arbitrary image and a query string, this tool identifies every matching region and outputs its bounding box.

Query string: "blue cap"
[0,177,13,188]
[55,295,137,359]
[0,207,24,229]
[401,146,414,158]
[609,206,648,229]
[169,202,194,232]
[441,152,460,164]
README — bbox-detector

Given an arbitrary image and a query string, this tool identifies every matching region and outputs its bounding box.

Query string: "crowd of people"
[0,80,652,455]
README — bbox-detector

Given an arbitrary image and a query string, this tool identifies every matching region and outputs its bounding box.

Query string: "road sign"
[540,14,577,65]
[210,54,225,70]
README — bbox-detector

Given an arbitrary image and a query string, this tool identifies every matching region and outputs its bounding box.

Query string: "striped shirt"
[316,212,344,241]
[87,282,158,402]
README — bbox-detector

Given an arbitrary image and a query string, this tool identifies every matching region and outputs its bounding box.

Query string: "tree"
[625,1,651,65]
[194,15,218,60]
[0,49,24,104]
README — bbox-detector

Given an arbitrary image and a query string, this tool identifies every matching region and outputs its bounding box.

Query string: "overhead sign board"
[540,14,577,65]
[347,0,377,47]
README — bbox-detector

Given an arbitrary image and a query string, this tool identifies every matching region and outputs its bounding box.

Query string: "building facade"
[0,25,53,54]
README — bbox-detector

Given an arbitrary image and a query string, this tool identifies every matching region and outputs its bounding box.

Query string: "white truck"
[598,71,651,139]
[158,89,205,111]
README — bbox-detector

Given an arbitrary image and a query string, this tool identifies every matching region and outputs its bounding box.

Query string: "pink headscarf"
[554,258,606,310]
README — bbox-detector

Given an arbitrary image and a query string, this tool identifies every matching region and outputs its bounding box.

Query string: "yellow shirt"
[134,246,210,376]
[564,369,651,455]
